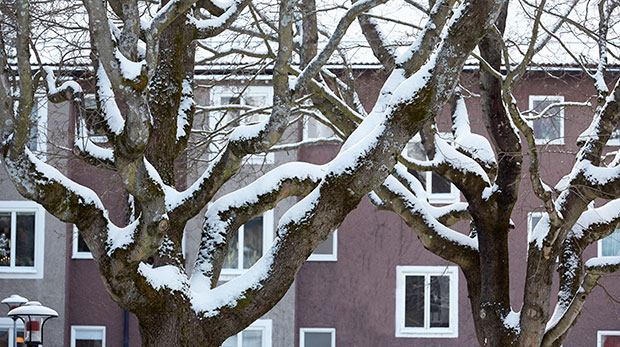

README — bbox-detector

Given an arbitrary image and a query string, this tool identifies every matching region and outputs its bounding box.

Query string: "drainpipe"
[123,310,129,347]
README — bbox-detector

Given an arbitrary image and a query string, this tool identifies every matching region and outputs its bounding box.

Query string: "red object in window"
[26,320,40,331]
[604,335,620,347]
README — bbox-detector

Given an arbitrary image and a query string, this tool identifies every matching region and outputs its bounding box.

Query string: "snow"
[138,263,189,294]
[115,50,146,81]
[503,310,521,333]
[569,199,620,239]
[585,256,620,268]
[176,79,194,140]
[529,212,550,249]
[74,131,114,162]
[96,65,125,135]
[8,301,58,317]
[189,0,245,30]
[106,218,140,256]
[43,67,82,95]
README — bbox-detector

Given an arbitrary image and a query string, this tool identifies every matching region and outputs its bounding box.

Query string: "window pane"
[242,330,262,347]
[77,233,91,253]
[75,339,102,347]
[602,229,620,257]
[221,335,238,347]
[223,230,239,269]
[0,328,8,347]
[430,172,451,194]
[602,335,620,347]
[0,213,11,266]
[313,232,334,255]
[243,96,267,124]
[405,275,425,328]
[303,332,332,347]
[28,101,39,152]
[15,213,35,267]
[243,217,263,269]
[430,275,451,327]
[221,96,241,125]
[532,99,562,141]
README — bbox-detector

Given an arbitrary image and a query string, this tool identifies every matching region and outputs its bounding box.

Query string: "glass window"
[0,319,25,347]
[600,229,620,257]
[220,211,274,280]
[76,95,108,143]
[71,326,105,347]
[222,320,272,347]
[308,230,337,262]
[0,201,44,278]
[404,134,459,203]
[528,96,564,145]
[303,115,335,140]
[72,225,93,259]
[300,328,335,347]
[599,331,620,347]
[396,266,458,338]
[210,86,274,164]
[26,97,47,156]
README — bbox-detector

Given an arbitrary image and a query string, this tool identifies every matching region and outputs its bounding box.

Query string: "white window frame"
[28,95,48,159]
[299,327,336,347]
[0,317,24,346]
[598,228,620,258]
[71,325,106,347]
[528,95,565,145]
[527,212,546,241]
[405,134,460,204]
[598,330,620,347]
[72,225,93,260]
[302,113,336,141]
[0,201,45,279]
[223,319,272,347]
[76,94,108,144]
[395,265,459,338]
[220,210,274,280]
[308,230,337,262]
[210,86,275,164]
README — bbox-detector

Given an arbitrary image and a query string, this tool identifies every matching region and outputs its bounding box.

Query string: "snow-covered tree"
[1,0,619,346]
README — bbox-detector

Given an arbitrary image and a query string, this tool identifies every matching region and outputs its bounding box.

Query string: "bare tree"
[2,0,619,346]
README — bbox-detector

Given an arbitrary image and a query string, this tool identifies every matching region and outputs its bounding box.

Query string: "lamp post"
[8,301,57,347]
[2,295,28,347]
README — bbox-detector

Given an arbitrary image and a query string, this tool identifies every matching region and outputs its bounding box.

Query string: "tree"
[0,0,618,346]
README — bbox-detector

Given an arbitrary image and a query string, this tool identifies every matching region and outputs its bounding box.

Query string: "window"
[599,228,620,257]
[405,134,459,204]
[395,266,458,338]
[598,331,620,347]
[27,96,48,157]
[71,326,105,347]
[210,86,274,164]
[299,328,335,347]
[527,212,545,239]
[302,115,335,140]
[222,319,272,347]
[76,94,107,144]
[308,230,337,262]
[528,95,564,145]
[220,210,274,280]
[72,225,92,259]
[0,201,45,279]
[0,317,24,347]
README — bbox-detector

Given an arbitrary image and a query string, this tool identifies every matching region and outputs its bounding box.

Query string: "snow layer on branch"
[569,199,620,239]
[176,79,194,140]
[114,50,145,81]
[190,245,274,316]
[383,175,478,250]
[452,97,496,166]
[138,263,189,293]
[43,67,82,95]
[228,117,269,142]
[546,300,569,332]
[96,66,125,135]
[106,218,140,256]
[25,149,105,211]
[580,160,620,185]
[75,134,114,162]
[585,256,620,268]
[529,213,550,249]
[503,310,521,333]
[188,0,245,30]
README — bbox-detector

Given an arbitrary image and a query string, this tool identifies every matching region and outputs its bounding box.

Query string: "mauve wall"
[295,70,620,346]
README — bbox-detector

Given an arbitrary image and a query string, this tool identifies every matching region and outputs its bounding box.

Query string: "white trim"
[0,317,24,347]
[527,212,545,240]
[528,95,565,145]
[223,319,272,347]
[220,210,274,280]
[598,330,620,347]
[71,325,106,347]
[209,85,275,164]
[26,95,48,161]
[395,265,459,338]
[299,327,336,347]
[302,114,335,141]
[308,230,338,262]
[598,228,620,258]
[72,225,93,260]
[0,201,45,279]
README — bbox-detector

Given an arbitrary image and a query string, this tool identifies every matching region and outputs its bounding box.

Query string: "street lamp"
[8,301,57,347]
[2,295,28,347]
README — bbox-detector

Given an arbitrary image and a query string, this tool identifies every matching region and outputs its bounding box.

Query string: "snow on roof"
[8,301,58,318]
